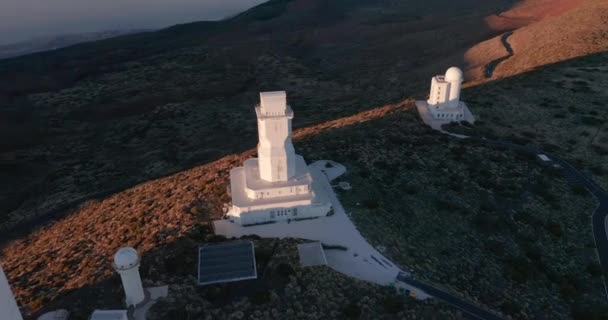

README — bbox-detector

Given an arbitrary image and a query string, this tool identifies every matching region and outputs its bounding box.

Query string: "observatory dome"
[445,67,463,82]
[113,247,140,270]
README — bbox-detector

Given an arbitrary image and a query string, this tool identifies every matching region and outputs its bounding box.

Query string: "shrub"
[500,299,522,315]
[255,247,274,265]
[205,234,227,243]
[581,116,603,126]
[586,262,602,277]
[342,302,362,319]
[250,290,271,305]
[545,222,563,237]
[504,256,534,283]
[382,295,404,314]
[571,302,608,320]
[362,198,380,209]
[275,262,294,277]
[590,165,605,176]
[559,278,579,300]
[571,185,588,196]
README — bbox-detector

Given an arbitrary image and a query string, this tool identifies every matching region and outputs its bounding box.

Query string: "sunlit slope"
[466,0,608,80]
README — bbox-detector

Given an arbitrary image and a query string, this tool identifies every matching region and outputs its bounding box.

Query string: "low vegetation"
[298,106,606,319]
[463,52,608,191]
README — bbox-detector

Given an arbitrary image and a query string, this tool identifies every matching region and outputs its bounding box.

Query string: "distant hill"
[465,0,608,80]
[0,30,149,60]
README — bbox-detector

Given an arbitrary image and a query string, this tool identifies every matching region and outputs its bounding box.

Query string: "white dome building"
[113,247,145,307]
[417,66,475,125]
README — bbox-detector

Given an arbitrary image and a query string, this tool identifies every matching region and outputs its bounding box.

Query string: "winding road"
[398,274,503,320]
[550,152,608,298]
[394,134,608,320]
[475,138,608,298]
[484,31,514,78]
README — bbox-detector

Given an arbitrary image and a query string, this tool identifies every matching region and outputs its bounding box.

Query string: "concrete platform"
[214,161,430,299]
[133,286,169,320]
[297,241,328,267]
[415,100,475,136]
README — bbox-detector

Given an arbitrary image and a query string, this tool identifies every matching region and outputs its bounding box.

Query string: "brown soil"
[465,0,608,81]
[0,100,411,317]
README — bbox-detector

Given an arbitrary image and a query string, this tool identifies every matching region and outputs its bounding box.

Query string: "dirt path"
[484,31,514,78]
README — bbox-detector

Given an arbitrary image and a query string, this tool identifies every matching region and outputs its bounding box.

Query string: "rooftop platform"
[297,242,328,267]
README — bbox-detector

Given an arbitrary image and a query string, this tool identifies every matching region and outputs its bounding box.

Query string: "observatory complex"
[226,91,331,225]
[416,67,475,129]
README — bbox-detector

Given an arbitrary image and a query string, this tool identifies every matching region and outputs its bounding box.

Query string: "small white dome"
[445,67,463,82]
[113,247,140,270]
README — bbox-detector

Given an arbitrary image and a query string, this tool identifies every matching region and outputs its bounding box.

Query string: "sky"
[0,0,266,45]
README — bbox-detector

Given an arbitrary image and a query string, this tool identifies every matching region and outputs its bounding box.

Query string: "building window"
[293,208,298,216]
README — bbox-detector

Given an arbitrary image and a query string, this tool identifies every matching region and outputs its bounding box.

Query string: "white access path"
[214,160,429,299]
[0,265,23,320]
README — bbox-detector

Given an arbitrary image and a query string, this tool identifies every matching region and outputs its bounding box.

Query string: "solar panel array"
[198,241,257,286]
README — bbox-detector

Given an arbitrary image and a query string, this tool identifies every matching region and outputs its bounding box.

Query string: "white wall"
[0,266,23,320]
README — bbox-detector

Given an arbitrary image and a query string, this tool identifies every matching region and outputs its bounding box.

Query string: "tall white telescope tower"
[113,247,145,307]
[256,91,297,182]
[0,265,23,320]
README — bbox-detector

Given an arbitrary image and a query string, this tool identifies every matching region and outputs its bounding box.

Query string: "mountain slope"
[0,30,148,60]
[0,0,510,235]
[465,0,608,80]
[1,0,608,318]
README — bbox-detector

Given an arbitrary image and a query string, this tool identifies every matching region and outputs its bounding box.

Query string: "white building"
[90,310,128,320]
[113,247,145,307]
[227,91,332,225]
[0,265,23,320]
[426,67,468,120]
[416,67,475,130]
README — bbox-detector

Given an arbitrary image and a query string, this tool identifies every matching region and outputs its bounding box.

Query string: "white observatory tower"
[416,66,475,127]
[256,91,297,182]
[113,247,145,307]
[223,91,332,225]
[427,66,463,109]
[0,265,23,320]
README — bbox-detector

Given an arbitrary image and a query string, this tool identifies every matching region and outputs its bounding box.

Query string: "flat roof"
[297,242,328,267]
[244,157,311,190]
[537,154,551,161]
[198,241,257,286]
[90,310,128,320]
[230,160,314,209]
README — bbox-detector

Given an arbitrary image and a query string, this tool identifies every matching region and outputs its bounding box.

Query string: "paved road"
[550,153,608,299]
[397,274,503,320]
[484,31,514,78]
[477,138,608,299]
[386,133,608,319]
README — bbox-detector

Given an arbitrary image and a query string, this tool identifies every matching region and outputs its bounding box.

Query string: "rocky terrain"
[463,52,608,191]
[303,104,606,319]
[147,238,464,320]
[466,0,608,80]
[0,0,512,237]
[2,97,606,318]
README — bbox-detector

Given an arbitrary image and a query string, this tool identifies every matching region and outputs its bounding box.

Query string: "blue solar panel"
[198,241,257,285]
